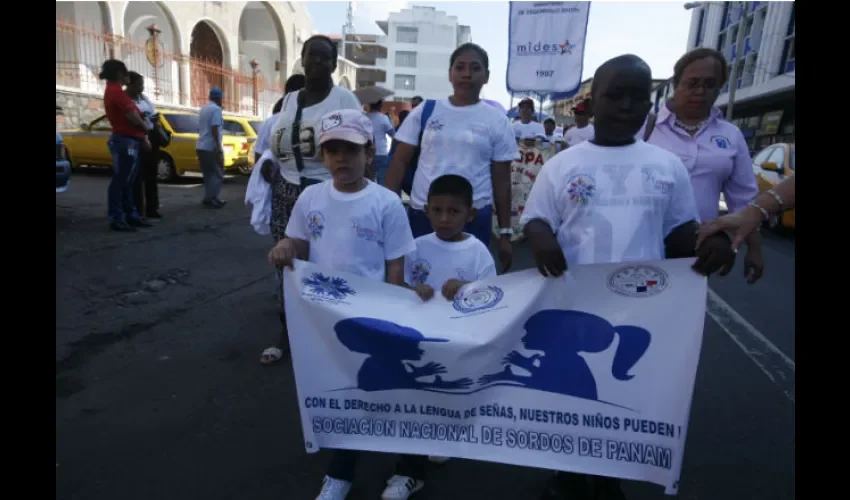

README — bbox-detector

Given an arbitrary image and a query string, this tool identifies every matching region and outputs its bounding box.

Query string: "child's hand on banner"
[414,283,435,302]
[441,279,469,301]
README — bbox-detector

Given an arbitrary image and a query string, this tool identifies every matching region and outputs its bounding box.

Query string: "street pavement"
[56,172,794,500]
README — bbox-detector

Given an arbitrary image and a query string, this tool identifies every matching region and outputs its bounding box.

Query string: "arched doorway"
[190,21,225,108]
[238,2,287,117]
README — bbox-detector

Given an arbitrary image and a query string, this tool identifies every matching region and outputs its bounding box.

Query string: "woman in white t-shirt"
[385,43,518,272]
[258,35,361,365]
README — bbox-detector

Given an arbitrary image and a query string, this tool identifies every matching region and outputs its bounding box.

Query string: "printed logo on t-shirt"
[469,123,488,136]
[306,211,325,240]
[641,167,674,195]
[410,259,431,285]
[351,219,383,244]
[711,135,731,149]
[567,174,596,205]
[426,119,445,131]
[456,269,474,282]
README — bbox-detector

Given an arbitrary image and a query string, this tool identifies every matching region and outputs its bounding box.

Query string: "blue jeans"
[107,135,142,223]
[374,155,390,186]
[408,204,493,246]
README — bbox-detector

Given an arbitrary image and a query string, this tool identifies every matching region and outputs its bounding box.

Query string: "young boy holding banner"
[267,109,425,500]
[519,55,736,500]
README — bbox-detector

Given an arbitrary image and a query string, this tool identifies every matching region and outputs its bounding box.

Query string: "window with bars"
[394,74,416,91]
[396,26,418,44]
[395,51,417,68]
[779,4,795,74]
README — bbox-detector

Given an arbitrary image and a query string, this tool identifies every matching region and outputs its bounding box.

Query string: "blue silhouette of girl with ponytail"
[477,310,651,401]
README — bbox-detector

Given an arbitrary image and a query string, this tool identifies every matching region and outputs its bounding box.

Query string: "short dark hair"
[398,110,410,124]
[302,35,338,60]
[284,74,305,94]
[428,174,473,207]
[369,100,383,112]
[99,59,127,81]
[272,97,284,114]
[412,96,423,102]
[450,43,489,70]
[672,48,728,87]
[544,117,555,126]
[127,71,143,85]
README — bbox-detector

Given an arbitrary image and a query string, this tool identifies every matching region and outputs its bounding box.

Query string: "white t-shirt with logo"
[396,99,519,211]
[404,232,497,288]
[519,140,699,266]
[270,86,362,184]
[513,120,546,140]
[285,180,416,282]
[563,124,595,147]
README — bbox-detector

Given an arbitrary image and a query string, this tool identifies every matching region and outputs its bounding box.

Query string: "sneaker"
[539,472,590,500]
[109,221,136,232]
[381,475,424,500]
[315,476,351,500]
[127,216,152,228]
[428,456,450,464]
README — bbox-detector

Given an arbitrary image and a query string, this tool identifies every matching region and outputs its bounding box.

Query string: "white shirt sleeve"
[395,104,424,146]
[662,159,701,237]
[284,187,312,241]
[382,198,416,260]
[476,244,498,280]
[519,160,562,232]
[492,116,521,162]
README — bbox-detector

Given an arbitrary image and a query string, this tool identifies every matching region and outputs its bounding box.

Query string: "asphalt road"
[56,172,795,500]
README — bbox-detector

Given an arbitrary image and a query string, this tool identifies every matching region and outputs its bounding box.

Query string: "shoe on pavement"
[428,456,450,464]
[315,476,351,500]
[109,221,136,232]
[381,475,424,500]
[539,472,591,500]
[127,216,152,228]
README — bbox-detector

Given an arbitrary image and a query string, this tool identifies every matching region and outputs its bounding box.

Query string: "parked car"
[61,111,253,182]
[221,115,263,175]
[56,132,71,193]
[752,142,795,229]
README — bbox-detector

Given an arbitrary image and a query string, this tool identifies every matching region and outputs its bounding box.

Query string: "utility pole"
[725,2,748,121]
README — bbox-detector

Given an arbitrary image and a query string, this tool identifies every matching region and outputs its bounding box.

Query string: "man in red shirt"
[99,59,152,232]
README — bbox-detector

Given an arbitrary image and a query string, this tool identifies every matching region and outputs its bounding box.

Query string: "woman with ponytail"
[258,36,361,366]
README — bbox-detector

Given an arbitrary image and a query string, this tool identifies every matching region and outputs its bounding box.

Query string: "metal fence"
[56,19,282,117]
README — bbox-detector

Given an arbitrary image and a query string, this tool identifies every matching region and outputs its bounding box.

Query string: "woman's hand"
[697,206,763,252]
[527,223,566,277]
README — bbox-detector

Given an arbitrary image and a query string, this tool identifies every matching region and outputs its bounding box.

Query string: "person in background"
[411,95,423,109]
[258,35,361,366]
[563,99,594,147]
[513,98,546,140]
[542,117,565,151]
[367,99,396,185]
[99,59,152,232]
[196,87,226,209]
[267,109,420,500]
[388,109,410,162]
[384,43,517,273]
[646,48,764,284]
[520,54,736,500]
[255,74,306,164]
[697,175,795,251]
[125,72,162,219]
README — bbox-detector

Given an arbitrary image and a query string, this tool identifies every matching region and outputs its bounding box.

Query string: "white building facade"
[375,6,472,102]
[686,1,795,149]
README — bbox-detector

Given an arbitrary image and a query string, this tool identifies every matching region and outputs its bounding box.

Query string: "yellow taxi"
[752,142,795,229]
[222,115,264,175]
[61,110,253,182]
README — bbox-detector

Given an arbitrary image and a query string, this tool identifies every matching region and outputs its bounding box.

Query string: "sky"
[306,0,694,109]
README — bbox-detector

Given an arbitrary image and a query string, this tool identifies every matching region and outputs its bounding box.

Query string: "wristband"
[766,189,784,211]
[499,228,513,236]
[747,202,770,222]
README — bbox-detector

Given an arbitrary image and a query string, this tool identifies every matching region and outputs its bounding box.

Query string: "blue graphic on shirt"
[306,211,325,240]
[410,259,431,285]
[711,135,731,149]
[477,310,651,402]
[335,317,473,392]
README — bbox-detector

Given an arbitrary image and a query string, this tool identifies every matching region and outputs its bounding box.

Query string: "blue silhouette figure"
[335,317,474,392]
[477,310,651,401]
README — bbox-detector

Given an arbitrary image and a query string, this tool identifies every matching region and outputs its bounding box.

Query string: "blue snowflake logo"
[301,272,356,301]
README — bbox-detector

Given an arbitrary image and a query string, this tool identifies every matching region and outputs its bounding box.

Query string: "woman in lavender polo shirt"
[646,48,764,284]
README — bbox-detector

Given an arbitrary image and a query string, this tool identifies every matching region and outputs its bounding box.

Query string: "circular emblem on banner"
[453,285,504,314]
[607,265,669,298]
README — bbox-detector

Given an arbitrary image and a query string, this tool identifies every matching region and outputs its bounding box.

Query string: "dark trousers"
[133,146,160,217]
[327,450,427,483]
[408,204,493,246]
[107,135,141,223]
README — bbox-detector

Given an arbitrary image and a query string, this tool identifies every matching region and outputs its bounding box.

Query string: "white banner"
[506,1,591,94]
[285,259,707,495]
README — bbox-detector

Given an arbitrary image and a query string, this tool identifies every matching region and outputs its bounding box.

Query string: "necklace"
[674,118,707,133]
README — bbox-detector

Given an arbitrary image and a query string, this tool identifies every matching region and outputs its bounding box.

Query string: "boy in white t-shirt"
[267,109,421,500]
[520,55,736,500]
[405,173,497,466]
